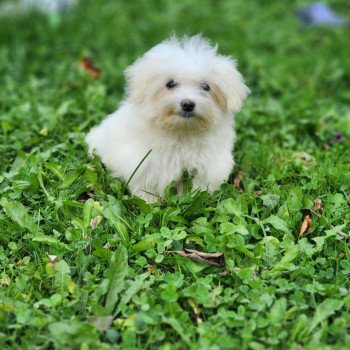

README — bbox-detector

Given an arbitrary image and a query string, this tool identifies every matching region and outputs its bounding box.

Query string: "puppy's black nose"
[181,100,195,113]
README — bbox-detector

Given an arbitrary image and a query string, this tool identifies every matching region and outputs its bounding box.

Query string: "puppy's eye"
[200,83,210,92]
[166,80,177,89]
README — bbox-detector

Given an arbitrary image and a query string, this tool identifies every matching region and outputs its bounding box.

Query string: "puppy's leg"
[128,175,161,203]
[133,189,160,203]
[192,173,224,193]
[127,181,157,203]
[193,155,233,193]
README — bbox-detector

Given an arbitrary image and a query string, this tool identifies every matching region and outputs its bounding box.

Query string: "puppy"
[86,35,250,202]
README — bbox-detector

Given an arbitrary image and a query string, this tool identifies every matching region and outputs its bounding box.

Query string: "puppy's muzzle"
[180,99,196,118]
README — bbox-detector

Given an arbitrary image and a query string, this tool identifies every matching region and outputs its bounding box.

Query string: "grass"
[0,0,350,349]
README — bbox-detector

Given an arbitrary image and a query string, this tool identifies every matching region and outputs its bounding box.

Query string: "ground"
[0,0,350,349]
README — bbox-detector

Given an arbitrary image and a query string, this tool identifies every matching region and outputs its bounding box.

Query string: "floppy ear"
[124,56,154,103]
[214,57,250,113]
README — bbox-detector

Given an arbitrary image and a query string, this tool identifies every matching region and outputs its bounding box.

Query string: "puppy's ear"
[213,58,250,113]
[124,55,154,103]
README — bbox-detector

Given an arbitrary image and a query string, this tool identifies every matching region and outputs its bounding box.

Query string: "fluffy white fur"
[86,35,250,202]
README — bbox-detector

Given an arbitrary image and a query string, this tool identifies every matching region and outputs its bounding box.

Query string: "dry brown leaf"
[233,171,244,191]
[79,57,102,78]
[299,214,312,238]
[168,248,225,267]
[312,199,324,214]
[185,249,223,258]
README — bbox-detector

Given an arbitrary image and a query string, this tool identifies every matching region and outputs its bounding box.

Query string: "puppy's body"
[86,103,234,200]
[86,35,249,201]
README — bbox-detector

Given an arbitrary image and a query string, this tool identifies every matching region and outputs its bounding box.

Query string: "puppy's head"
[124,35,250,131]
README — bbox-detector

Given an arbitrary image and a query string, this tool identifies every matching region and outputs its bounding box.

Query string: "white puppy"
[86,35,250,202]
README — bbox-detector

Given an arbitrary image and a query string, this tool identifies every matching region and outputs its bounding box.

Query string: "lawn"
[1,0,350,349]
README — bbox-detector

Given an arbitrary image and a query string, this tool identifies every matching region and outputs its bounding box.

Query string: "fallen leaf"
[233,171,244,190]
[312,199,324,214]
[167,248,225,267]
[185,249,223,258]
[299,215,312,238]
[79,57,102,78]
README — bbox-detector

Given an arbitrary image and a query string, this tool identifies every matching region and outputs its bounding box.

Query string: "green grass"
[1,0,350,349]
